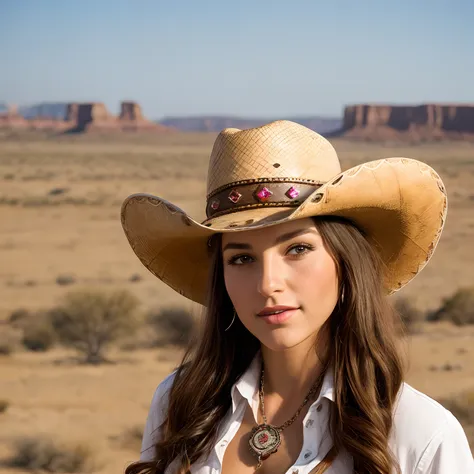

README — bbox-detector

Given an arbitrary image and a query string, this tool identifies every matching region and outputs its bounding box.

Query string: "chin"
[258,331,308,352]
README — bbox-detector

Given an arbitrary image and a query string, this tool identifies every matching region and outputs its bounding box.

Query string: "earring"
[225,308,237,331]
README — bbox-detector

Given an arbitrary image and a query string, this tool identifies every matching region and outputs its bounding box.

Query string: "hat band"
[205,178,323,219]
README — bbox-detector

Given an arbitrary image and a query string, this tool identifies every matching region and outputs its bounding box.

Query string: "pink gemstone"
[286,186,300,199]
[210,199,220,210]
[256,186,273,202]
[258,433,269,445]
[228,189,242,203]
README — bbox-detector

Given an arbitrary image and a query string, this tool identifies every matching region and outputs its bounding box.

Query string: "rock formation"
[65,102,117,131]
[0,104,29,128]
[2,100,473,140]
[343,104,474,141]
[120,101,144,120]
[118,101,165,131]
[0,101,173,133]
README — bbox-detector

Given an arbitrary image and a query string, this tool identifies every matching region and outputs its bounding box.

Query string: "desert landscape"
[0,129,473,473]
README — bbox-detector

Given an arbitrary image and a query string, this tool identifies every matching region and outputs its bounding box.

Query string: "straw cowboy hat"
[121,120,448,306]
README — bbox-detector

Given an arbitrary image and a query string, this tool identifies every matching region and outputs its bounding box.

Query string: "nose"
[257,253,285,298]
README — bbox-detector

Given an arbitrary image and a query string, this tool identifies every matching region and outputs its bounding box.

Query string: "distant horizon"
[2,100,474,122]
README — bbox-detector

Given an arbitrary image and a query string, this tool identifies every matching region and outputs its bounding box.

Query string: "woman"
[121,120,473,473]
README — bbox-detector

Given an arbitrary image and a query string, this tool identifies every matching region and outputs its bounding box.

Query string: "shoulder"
[140,370,178,461]
[147,370,178,419]
[390,383,473,472]
[392,383,454,440]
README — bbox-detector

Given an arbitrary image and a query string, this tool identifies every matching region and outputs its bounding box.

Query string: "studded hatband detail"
[205,179,323,218]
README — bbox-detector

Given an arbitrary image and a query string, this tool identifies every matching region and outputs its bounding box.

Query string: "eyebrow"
[222,228,319,252]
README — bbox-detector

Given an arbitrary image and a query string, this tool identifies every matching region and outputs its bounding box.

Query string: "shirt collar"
[232,351,335,409]
[232,351,262,408]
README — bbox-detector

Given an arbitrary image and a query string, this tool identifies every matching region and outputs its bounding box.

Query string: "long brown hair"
[125,216,405,474]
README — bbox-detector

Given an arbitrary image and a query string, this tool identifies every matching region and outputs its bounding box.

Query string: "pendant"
[248,423,281,463]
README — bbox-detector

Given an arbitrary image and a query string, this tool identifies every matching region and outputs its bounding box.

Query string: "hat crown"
[206,120,341,195]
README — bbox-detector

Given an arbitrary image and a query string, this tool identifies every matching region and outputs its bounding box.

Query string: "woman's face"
[222,218,339,351]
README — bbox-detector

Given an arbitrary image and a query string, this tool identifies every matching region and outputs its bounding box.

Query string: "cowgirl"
[122,120,473,473]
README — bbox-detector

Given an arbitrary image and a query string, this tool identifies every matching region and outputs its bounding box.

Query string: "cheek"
[223,268,248,304]
[224,267,263,327]
[296,253,339,305]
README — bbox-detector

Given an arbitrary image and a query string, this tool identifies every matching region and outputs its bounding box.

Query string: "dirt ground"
[0,132,473,472]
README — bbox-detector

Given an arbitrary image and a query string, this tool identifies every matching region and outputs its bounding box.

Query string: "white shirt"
[140,354,474,473]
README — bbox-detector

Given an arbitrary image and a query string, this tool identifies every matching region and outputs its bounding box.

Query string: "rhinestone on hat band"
[205,178,324,219]
[248,365,325,471]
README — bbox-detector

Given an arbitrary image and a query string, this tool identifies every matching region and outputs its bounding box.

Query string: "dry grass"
[0,325,22,355]
[1,133,473,319]
[7,435,98,472]
[0,400,9,414]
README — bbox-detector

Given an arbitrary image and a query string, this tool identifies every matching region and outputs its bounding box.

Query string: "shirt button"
[316,404,323,412]
[220,440,228,447]
[305,419,314,428]
[304,450,312,459]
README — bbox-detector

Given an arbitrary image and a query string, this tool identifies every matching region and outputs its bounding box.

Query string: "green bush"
[430,287,474,326]
[9,436,97,472]
[147,306,195,347]
[50,288,141,364]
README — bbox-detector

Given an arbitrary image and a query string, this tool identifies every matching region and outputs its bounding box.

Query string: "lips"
[258,308,299,325]
[257,305,299,316]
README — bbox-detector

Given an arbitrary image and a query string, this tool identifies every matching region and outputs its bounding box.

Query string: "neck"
[260,335,325,400]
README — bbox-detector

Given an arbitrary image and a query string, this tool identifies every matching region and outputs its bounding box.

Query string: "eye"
[227,254,253,266]
[287,243,314,257]
[227,243,314,266]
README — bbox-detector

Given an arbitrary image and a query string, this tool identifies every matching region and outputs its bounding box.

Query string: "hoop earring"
[340,286,346,305]
[225,308,236,331]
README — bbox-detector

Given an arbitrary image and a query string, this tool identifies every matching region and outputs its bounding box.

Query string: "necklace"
[248,365,324,471]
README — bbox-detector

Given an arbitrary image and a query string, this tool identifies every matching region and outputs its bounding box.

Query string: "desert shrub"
[118,424,144,451]
[9,435,97,472]
[8,308,31,328]
[0,326,22,355]
[22,312,57,352]
[429,287,474,326]
[147,306,196,347]
[50,288,141,364]
[8,309,56,352]
[48,187,69,196]
[0,399,9,413]
[56,274,76,286]
[393,296,424,333]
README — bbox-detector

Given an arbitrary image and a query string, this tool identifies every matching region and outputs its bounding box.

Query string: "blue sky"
[1,0,473,119]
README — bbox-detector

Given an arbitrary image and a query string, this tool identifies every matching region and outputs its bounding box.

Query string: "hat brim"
[121,158,447,306]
